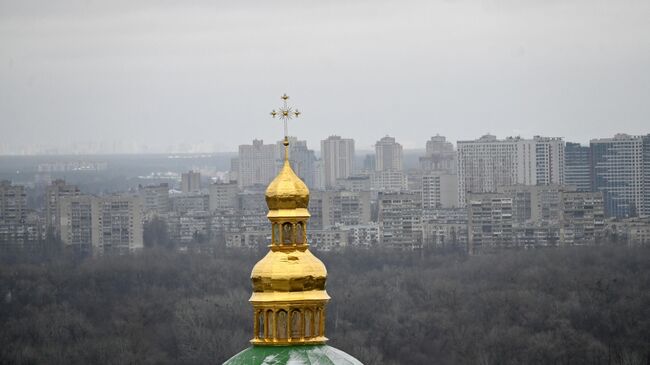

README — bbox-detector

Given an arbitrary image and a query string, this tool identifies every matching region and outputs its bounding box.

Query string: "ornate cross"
[270,93,301,139]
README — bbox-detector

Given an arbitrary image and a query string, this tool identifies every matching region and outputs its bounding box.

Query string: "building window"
[265,310,274,339]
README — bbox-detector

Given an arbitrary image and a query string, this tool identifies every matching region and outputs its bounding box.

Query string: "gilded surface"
[251,249,328,295]
[265,154,310,211]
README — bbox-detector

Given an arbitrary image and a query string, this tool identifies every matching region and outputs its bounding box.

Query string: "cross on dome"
[270,93,301,139]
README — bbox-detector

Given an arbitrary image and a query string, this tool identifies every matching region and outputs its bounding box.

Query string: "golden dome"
[265,140,310,212]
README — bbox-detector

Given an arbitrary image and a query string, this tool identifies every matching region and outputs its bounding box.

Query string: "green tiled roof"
[223,345,363,365]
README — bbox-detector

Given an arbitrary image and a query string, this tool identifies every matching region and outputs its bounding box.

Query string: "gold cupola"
[249,98,330,346]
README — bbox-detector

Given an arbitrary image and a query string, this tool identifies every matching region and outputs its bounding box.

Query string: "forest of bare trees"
[1,245,649,365]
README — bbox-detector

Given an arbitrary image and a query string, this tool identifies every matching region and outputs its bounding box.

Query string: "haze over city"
[1,0,649,154]
[2,2,650,365]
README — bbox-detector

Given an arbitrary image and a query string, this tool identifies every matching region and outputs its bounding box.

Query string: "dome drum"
[250,302,328,346]
[270,220,309,248]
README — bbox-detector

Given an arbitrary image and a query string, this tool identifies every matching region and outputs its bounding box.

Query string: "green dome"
[223,345,363,365]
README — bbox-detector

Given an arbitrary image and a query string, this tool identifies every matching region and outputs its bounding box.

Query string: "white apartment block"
[181,171,201,193]
[341,223,381,247]
[559,191,605,245]
[59,194,143,255]
[422,173,458,209]
[377,192,423,249]
[139,183,170,216]
[45,179,80,231]
[317,190,372,229]
[457,135,565,207]
[467,193,514,254]
[371,170,408,192]
[375,136,403,171]
[209,181,239,211]
[321,136,355,189]
[238,139,278,189]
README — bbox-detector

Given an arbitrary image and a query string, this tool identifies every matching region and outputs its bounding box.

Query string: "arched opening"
[296,222,304,244]
[304,309,313,338]
[291,309,302,339]
[276,310,288,339]
[282,223,293,244]
[257,311,264,339]
[265,310,274,339]
[273,224,280,244]
[314,308,321,337]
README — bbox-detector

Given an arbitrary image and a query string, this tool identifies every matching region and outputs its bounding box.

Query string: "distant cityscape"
[1,132,649,256]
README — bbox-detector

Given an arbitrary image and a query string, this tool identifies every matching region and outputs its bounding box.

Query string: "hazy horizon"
[1,0,649,154]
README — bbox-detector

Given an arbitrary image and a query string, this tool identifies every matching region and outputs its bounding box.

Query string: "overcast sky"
[1,0,649,153]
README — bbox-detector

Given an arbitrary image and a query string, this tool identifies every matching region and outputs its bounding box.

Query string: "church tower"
[223,95,362,364]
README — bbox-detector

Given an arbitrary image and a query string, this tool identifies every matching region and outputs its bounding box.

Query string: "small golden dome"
[265,141,310,211]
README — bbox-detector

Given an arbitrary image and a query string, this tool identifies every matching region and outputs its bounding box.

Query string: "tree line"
[1,244,649,364]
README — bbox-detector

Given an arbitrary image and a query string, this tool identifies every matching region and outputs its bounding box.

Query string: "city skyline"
[2,130,650,156]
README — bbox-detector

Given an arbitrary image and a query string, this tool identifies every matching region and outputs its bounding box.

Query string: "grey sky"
[1,0,649,153]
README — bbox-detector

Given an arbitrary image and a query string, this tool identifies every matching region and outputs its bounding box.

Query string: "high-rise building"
[590,134,650,218]
[497,184,563,224]
[229,157,239,183]
[422,209,468,248]
[559,191,605,245]
[59,194,143,255]
[419,135,457,173]
[377,191,422,249]
[170,193,210,214]
[181,171,201,193]
[59,195,96,255]
[0,180,28,250]
[238,139,278,189]
[335,175,371,192]
[422,173,458,209]
[457,135,565,207]
[564,142,592,192]
[371,170,408,192]
[139,183,170,216]
[277,137,317,188]
[520,136,564,186]
[321,136,355,189]
[466,192,514,254]
[95,195,143,255]
[45,179,80,232]
[375,136,403,171]
[209,181,239,211]
[458,135,518,206]
[313,159,325,191]
[314,190,371,229]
